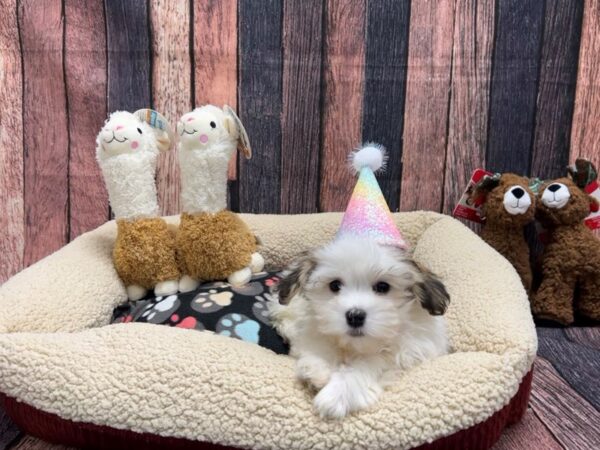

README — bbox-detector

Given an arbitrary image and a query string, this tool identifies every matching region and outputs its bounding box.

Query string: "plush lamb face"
[176,105,234,151]
[96,111,169,160]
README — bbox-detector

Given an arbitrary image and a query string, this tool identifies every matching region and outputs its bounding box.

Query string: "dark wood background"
[1,2,600,447]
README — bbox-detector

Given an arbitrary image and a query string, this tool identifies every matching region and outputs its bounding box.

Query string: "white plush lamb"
[175,105,264,292]
[96,110,180,300]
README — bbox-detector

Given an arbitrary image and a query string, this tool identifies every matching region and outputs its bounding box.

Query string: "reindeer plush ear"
[472,173,501,204]
[410,262,450,316]
[274,252,317,305]
[568,158,598,190]
[223,105,252,159]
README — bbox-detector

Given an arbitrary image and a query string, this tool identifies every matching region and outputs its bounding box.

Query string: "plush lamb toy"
[96,110,180,301]
[176,105,264,292]
[473,173,537,293]
[533,159,600,325]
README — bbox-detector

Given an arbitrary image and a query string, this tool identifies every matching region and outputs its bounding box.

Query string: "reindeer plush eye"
[137,128,143,134]
[210,121,216,129]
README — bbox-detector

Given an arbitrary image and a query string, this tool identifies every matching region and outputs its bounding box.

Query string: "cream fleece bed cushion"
[0,212,537,450]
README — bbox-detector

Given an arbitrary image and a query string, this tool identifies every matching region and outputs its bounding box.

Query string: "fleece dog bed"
[0,212,537,450]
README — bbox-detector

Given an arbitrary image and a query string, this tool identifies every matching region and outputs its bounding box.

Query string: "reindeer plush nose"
[511,187,525,199]
[548,184,561,193]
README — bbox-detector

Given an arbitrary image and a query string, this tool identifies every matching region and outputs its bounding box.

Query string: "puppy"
[270,236,450,419]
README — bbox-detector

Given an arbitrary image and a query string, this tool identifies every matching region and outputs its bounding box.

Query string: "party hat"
[336,144,408,249]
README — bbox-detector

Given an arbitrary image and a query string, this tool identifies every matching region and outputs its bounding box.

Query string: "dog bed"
[0,212,537,450]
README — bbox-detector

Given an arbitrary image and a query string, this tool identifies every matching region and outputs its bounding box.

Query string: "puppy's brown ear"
[274,252,316,305]
[411,264,450,316]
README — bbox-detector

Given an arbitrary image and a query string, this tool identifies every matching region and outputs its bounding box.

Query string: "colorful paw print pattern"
[111,271,288,354]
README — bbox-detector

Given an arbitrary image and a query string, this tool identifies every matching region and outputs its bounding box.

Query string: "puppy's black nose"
[346,308,366,328]
[548,184,561,193]
[512,187,525,199]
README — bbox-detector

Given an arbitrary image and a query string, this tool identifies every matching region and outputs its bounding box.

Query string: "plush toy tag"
[452,169,493,223]
[224,105,252,159]
[134,109,174,151]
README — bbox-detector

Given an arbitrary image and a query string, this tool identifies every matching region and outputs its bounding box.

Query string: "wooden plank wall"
[1,0,599,283]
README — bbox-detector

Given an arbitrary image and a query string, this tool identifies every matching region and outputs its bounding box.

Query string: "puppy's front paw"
[297,357,331,390]
[313,374,350,419]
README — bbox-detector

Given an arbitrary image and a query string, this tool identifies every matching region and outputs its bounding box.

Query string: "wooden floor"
[0,326,598,450]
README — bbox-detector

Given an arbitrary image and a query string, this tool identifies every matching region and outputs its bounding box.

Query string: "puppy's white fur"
[270,237,450,419]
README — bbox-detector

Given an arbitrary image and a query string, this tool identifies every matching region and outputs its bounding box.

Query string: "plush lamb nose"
[512,187,525,199]
[115,125,124,131]
[548,184,561,193]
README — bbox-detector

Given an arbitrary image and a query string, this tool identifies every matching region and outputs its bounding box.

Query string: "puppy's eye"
[137,128,143,134]
[329,280,342,293]
[374,282,390,294]
[210,121,216,129]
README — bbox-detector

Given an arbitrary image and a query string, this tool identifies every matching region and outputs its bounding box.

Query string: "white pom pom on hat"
[350,143,387,173]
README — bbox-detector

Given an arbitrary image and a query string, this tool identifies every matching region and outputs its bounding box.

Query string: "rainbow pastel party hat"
[336,144,408,249]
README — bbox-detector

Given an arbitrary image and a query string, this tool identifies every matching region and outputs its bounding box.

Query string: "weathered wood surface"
[530,357,600,450]
[530,0,583,180]
[536,327,600,411]
[105,0,151,113]
[570,0,600,165]
[64,0,109,239]
[319,0,366,212]
[280,0,323,214]
[486,0,544,175]
[193,0,238,181]
[237,0,283,214]
[361,0,410,212]
[0,409,20,450]
[443,0,494,215]
[8,436,71,450]
[400,0,455,212]
[19,0,69,267]
[0,0,24,283]
[150,0,191,216]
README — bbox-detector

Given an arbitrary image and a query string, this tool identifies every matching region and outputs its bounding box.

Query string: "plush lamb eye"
[374,281,390,294]
[210,121,216,129]
[137,128,143,134]
[329,280,342,293]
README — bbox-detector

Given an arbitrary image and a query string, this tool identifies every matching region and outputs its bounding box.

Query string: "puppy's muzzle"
[346,308,366,328]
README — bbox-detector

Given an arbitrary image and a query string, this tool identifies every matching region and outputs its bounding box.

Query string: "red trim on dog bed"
[0,369,533,450]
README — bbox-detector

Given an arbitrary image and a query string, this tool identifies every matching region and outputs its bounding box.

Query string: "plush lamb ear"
[134,108,174,152]
[274,252,316,305]
[156,130,171,152]
[223,105,252,159]
[411,263,450,316]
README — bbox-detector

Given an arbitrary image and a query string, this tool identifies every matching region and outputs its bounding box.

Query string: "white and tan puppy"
[270,238,450,419]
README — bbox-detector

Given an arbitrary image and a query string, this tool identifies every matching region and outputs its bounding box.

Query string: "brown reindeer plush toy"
[474,173,537,293]
[533,159,600,325]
